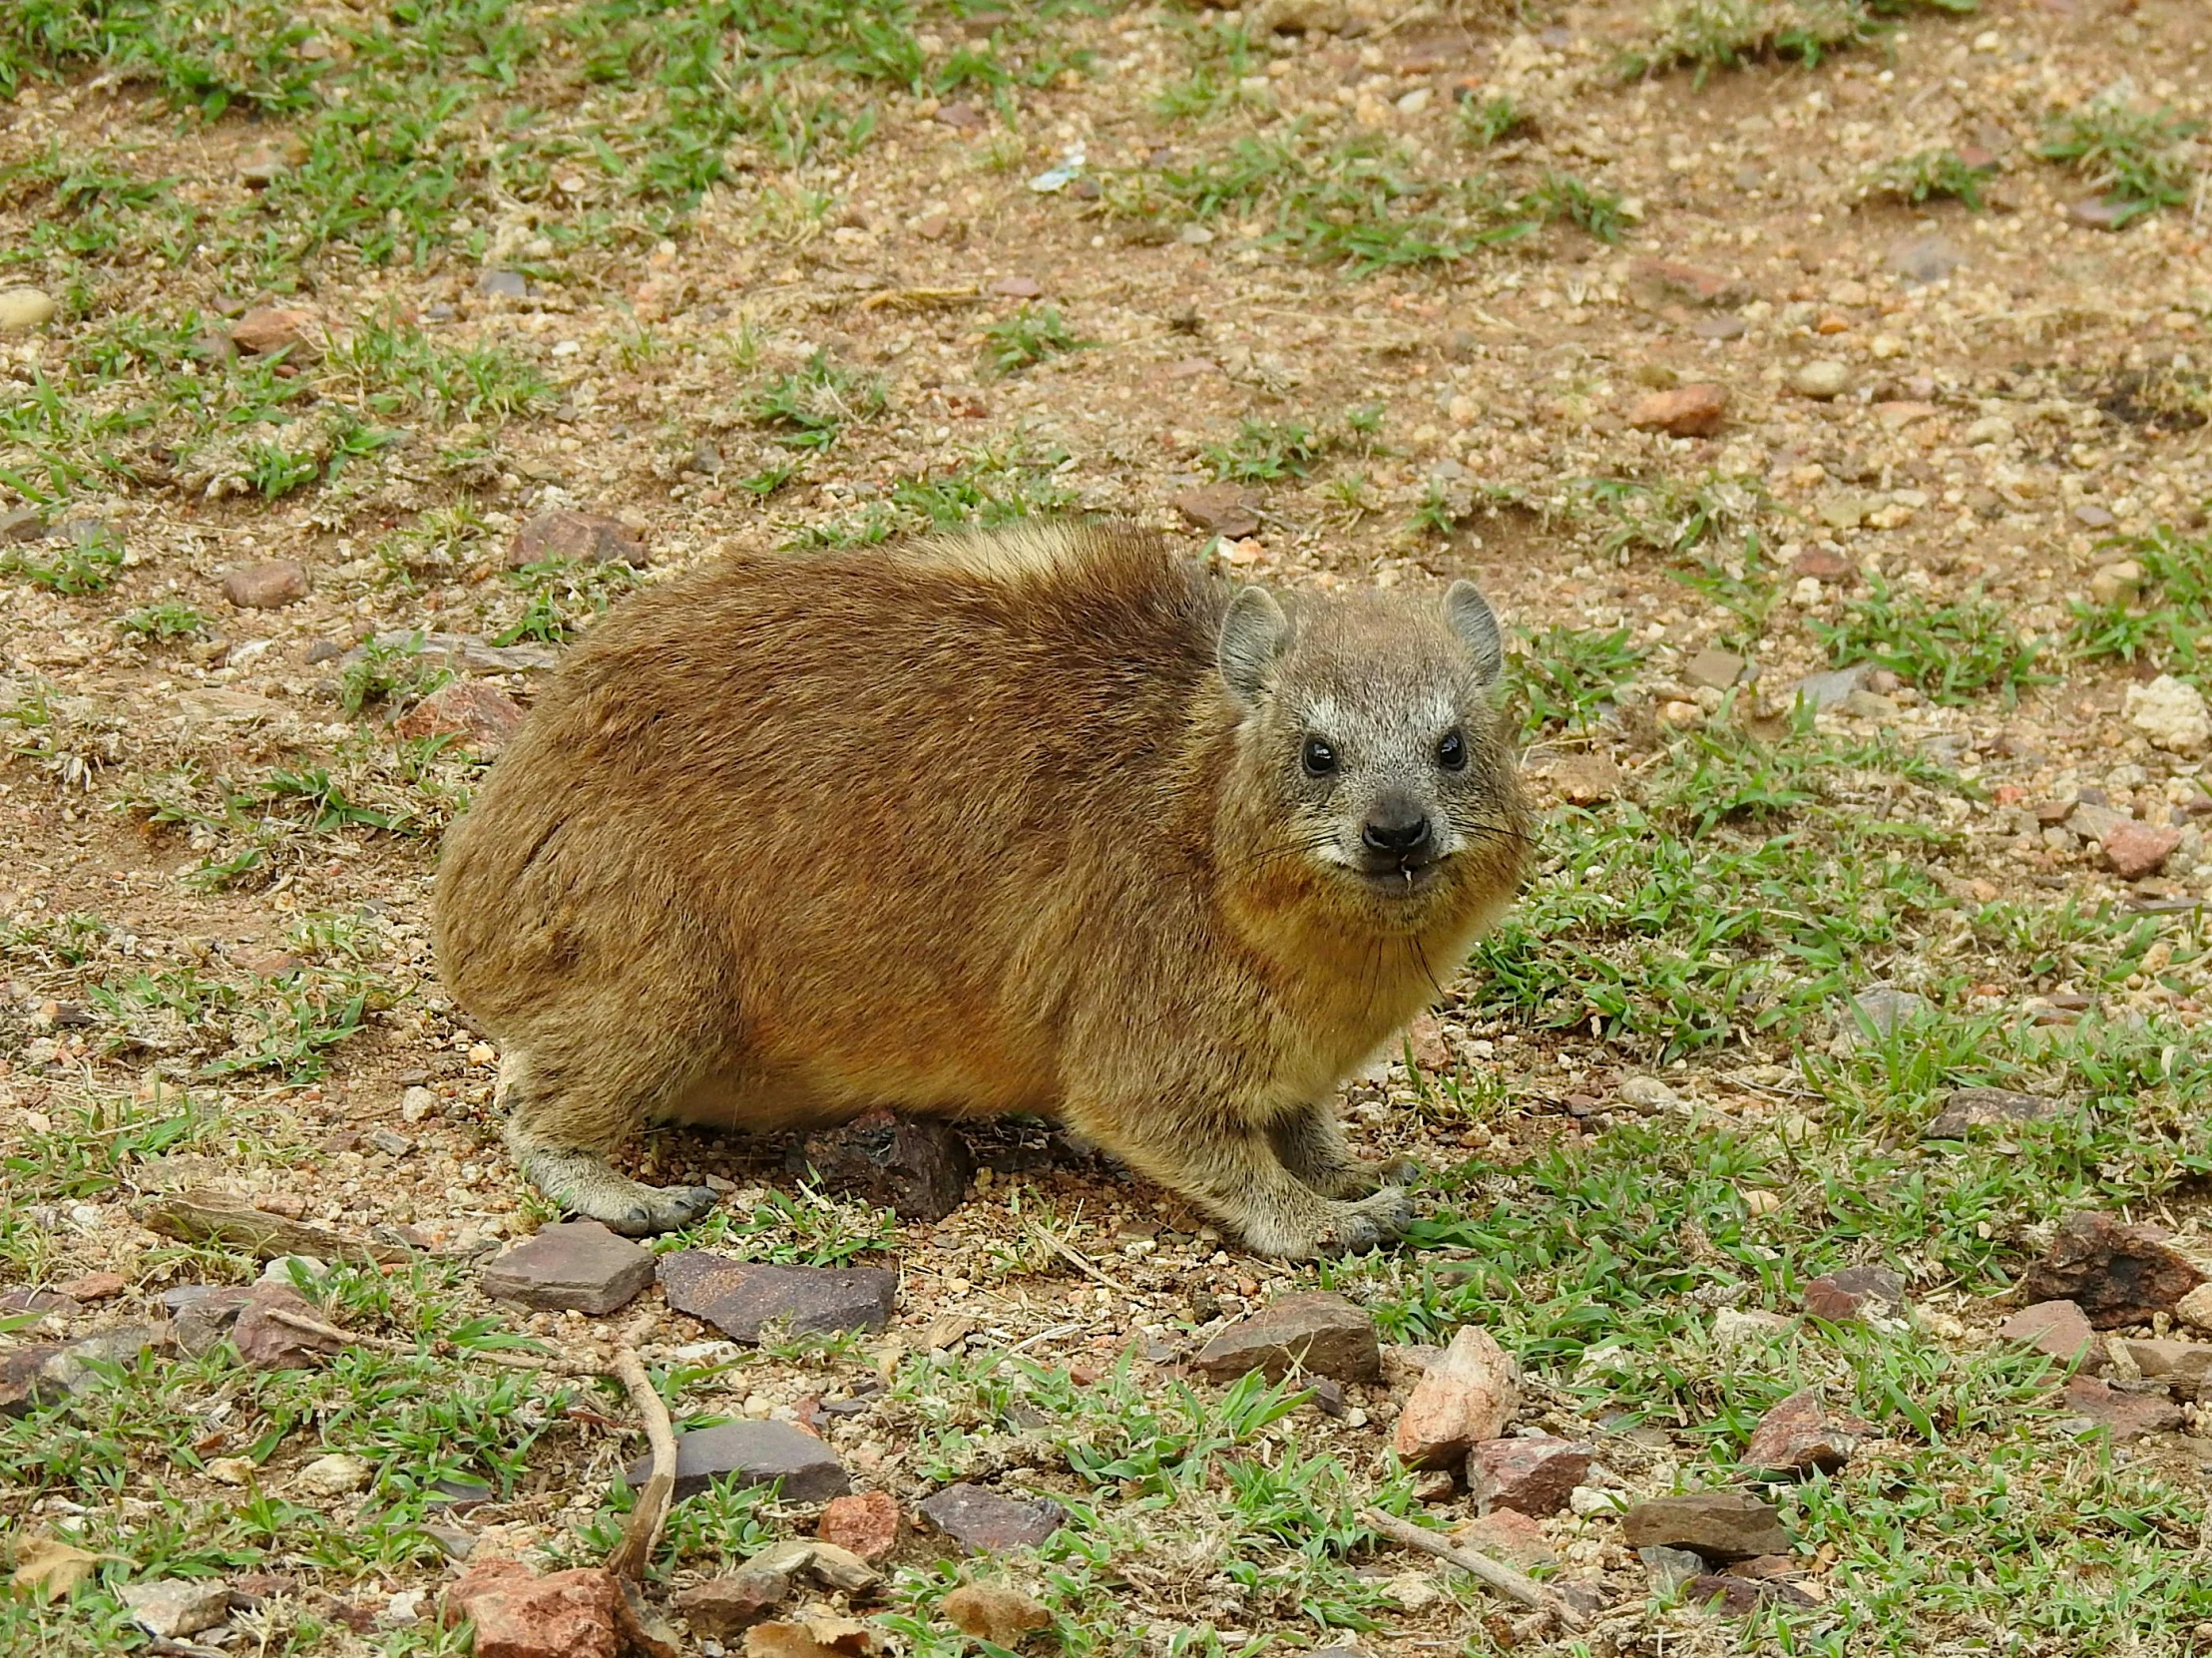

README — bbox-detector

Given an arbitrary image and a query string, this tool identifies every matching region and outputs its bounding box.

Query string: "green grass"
[0,524,123,593]
[2039,93,2205,226]
[1868,147,1992,210]
[115,600,210,642]
[1811,577,2049,704]
[2069,524,2212,679]
[747,350,887,452]
[982,305,1089,376]
[786,439,1080,548]
[1509,623,1645,742]
[1622,0,1980,85]
[1457,94,1531,148]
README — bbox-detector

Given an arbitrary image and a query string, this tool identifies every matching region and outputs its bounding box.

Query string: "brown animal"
[433,520,1532,1256]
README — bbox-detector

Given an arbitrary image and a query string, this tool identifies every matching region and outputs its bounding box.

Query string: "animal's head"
[1215,580,1532,936]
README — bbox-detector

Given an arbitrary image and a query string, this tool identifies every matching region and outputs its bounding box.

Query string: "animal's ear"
[1443,581,1504,684]
[1217,586,1290,707]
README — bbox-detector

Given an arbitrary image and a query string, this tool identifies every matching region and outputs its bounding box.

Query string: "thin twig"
[1027,1222,1135,1294]
[1362,1506,1587,1631]
[606,1347,677,1579]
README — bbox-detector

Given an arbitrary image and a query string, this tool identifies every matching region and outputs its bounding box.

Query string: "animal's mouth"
[1352,854,1446,896]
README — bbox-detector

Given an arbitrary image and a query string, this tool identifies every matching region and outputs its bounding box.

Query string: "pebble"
[2175,1283,2212,1333]
[229,306,317,356]
[1172,484,1264,540]
[1800,1265,1907,1322]
[122,1578,233,1639]
[1923,1088,2063,1139]
[2103,820,2181,880]
[816,1490,900,1562]
[943,1585,1053,1644]
[1193,1291,1382,1384]
[206,1455,258,1485]
[221,560,309,610]
[297,1452,373,1495]
[2020,1212,2207,1330]
[1883,232,1966,286]
[231,1284,350,1372]
[788,1110,973,1223]
[0,287,58,331]
[1393,1325,1523,1468]
[1627,382,1729,437]
[481,1220,657,1316]
[1683,647,1746,690]
[506,508,647,570]
[1456,1507,1555,1569]
[2088,560,2144,607]
[440,1558,630,1658]
[1739,1389,1871,1475]
[1791,360,1852,400]
[1467,1436,1592,1515]
[2061,1376,2183,1441]
[1551,753,1622,806]
[1619,1492,1791,1562]
[394,682,527,757]
[2125,676,2210,754]
[673,1569,790,1638]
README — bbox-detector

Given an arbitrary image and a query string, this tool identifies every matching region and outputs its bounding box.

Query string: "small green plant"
[1573,473,1762,561]
[1621,0,1974,87]
[1811,577,2048,704]
[1524,171,1625,242]
[116,601,209,642]
[1510,624,1645,741]
[1200,418,1326,483]
[1409,480,1460,540]
[2069,524,2212,676]
[748,352,887,451]
[2038,94,2204,226]
[1868,147,1992,209]
[981,306,1088,376]
[338,632,453,714]
[1457,95,1531,148]
[2,527,124,594]
[493,558,643,646]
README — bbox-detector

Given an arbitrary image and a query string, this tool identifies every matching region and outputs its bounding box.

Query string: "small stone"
[232,1284,348,1371]
[221,560,309,610]
[2062,1376,2184,1440]
[206,1455,258,1485]
[745,1615,886,1657]
[394,681,527,757]
[659,1253,899,1343]
[478,269,529,298]
[1883,232,1966,286]
[236,138,306,188]
[933,101,986,131]
[628,1421,850,1503]
[1739,1389,1871,1475]
[0,506,51,542]
[481,1220,656,1316]
[230,306,317,356]
[818,1491,900,1562]
[1791,360,1852,400]
[1924,1088,2064,1139]
[2021,1212,2207,1330]
[1456,1507,1556,1569]
[1711,1308,1796,1350]
[57,1271,127,1302]
[989,275,1044,299]
[1817,494,1874,532]
[1467,1436,1592,1515]
[2088,560,2144,608]
[1551,753,1622,805]
[942,1585,1052,1644]
[506,508,648,570]
[1386,1571,1442,1612]
[442,1559,626,1658]
[1684,1574,1816,1614]
[1683,647,1746,690]
[1690,313,1748,341]
[1619,1492,1791,1562]
[1194,1291,1382,1385]
[1841,984,1930,1038]
[1997,1299,2099,1365]
[1411,1467,1458,1503]
[918,1482,1066,1552]
[1787,663,1868,711]
[1627,383,1730,438]
[2066,198,2133,231]
[2175,1283,2212,1333]
[745,1539,879,1594]
[1639,1545,1705,1592]
[174,1287,255,1357]
[674,1570,791,1639]
[2067,800,2128,841]
[2105,820,2183,880]
[1801,1265,1906,1322]
[297,1452,373,1495]
[2120,1338,2212,1399]
[1393,1325,1523,1468]
[1617,1075,1680,1109]
[2074,503,2117,530]
[789,1110,972,1222]
[1172,485,1264,540]
[1629,259,1753,309]
[122,1578,233,1639]
[0,287,58,331]
[2126,675,2210,754]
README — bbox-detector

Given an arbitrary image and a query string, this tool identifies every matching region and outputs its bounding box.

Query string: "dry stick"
[1361,1507,1587,1632]
[606,1346,678,1580]
[1027,1222,1135,1295]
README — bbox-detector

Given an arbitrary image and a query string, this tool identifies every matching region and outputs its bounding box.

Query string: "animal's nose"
[1362,808,1431,855]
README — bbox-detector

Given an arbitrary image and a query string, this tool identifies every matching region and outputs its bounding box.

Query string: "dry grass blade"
[1361,1506,1586,1631]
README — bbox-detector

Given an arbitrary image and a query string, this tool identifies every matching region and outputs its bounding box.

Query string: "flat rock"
[507,508,648,570]
[943,1585,1052,1644]
[442,1559,625,1658]
[659,1253,898,1342]
[817,1490,900,1562]
[1,1324,170,1416]
[481,1221,656,1316]
[1924,1088,2064,1139]
[232,1284,349,1371]
[2062,1376,2184,1441]
[0,506,51,541]
[2067,197,2133,231]
[1739,1389,1871,1475]
[1883,231,1967,286]
[1840,984,1931,1039]
[1627,383,1729,437]
[340,630,560,673]
[1619,1492,1791,1562]
[1467,1436,1591,1515]
[1684,646,1746,690]
[0,286,57,331]
[1685,1573,1817,1614]
[1393,1325,1522,1468]
[1801,1265,1906,1322]
[629,1420,849,1503]
[788,1110,972,1222]
[1996,1300,2098,1365]
[1455,1507,1555,1569]
[297,1452,373,1495]
[744,1539,878,1593]
[221,560,309,610]
[2020,1211,2207,1330]
[1629,258,1753,309]
[479,269,529,298]
[916,1481,1066,1552]
[122,1577,232,1639]
[1551,752,1622,805]
[394,681,526,757]
[2121,1338,2212,1399]
[2176,1283,2212,1333]
[173,1286,255,1356]
[230,306,318,356]
[1171,484,1263,539]
[1787,663,1867,712]
[1639,1544,1705,1592]
[58,1270,126,1301]
[1193,1291,1381,1385]
[673,1570,790,1639]
[2104,820,2182,880]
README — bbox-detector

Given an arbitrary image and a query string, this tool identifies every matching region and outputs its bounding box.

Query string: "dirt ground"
[5,0,2212,1654]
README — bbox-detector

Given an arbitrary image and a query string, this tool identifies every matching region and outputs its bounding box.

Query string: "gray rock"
[659,1252,898,1343]
[1791,360,1852,400]
[1884,231,1966,286]
[477,269,529,297]
[1786,664,1868,712]
[789,1110,973,1222]
[628,1420,849,1503]
[1639,1545,1705,1592]
[673,1569,791,1638]
[0,506,51,542]
[1924,1088,2064,1139]
[122,1578,231,1639]
[1684,647,1746,691]
[1193,1291,1382,1384]
[1840,984,1931,1038]
[171,1286,255,1357]
[0,1324,170,1416]
[1619,1492,1791,1562]
[480,1221,656,1316]
[917,1482,1068,1552]
[337,630,560,673]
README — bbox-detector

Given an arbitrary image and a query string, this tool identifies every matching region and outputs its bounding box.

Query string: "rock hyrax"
[434,520,1532,1256]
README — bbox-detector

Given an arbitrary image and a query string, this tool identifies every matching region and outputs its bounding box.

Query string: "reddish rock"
[1739,1389,1871,1475]
[659,1253,898,1343]
[942,1585,1051,1643]
[1194,1291,1381,1385]
[1996,1300,2098,1365]
[1171,484,1263,540]
[1,1325,167,1416]
[916,1482,1066,1552]
[1393,1325,1522,1468]
[788,1110,972,1222]
[2104,821,2182,880]
[480,1220,656,1316]
[817,1491,900,1563]
[1801,1265,1906,1323]
[1789,546,1854,582]
[2019,1212,2207,1330]
[221,560,309,610]
[506,508,647,570]
[2120,1338,2212,1399]
[673,1570,790,1638]
[989,275,1044,299]
[1454,1507,1555,1569]
[1619,1492,1791,1562]
[1551,753,1622,806]
[1467,1436,1591,1515]
[231,1284,348,1371]
[443,1559,625,1658]
[56,1271,127,1302]
[395,681,526,756]
[1684,1574,1816,1614]
[2062,1376,2184,1441]
[230,306,318,356]
[172,1285,256,1356]
[1627,383,1729,437]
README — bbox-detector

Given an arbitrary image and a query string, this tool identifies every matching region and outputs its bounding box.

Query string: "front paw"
[1323,1153,1422,1199]
[1245,1186,1415,1258]
[595,1183,719,1237]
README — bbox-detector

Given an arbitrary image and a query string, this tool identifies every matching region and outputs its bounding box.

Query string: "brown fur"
[433,520,1533,1254]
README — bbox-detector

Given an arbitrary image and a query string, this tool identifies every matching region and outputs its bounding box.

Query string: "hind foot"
[1237,1184,1416,1260]
[519,1146,718,1237]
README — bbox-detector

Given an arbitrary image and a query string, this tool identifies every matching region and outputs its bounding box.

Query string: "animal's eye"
[1437,729,1467,770]
[1301,736,1339,777]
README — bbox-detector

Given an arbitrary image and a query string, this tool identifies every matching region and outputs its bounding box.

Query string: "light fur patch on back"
[899,521,1103,586]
